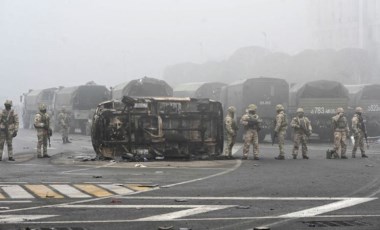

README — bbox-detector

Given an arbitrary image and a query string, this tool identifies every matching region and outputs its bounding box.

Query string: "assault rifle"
[47,127,52,147]
[360,116,369,149]
[272,131,278,146]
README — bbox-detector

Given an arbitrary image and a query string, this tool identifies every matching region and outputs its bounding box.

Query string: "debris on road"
[110,199,122,204]
[92,175,102,178]
[365,164,374,167]
[135,163,147,168]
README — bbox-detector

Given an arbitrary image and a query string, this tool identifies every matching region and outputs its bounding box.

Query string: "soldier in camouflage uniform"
[351,107,368,158]
[0,100,19,161]
[290,108,312,159]
[240,104,261,160]
[34,104,51,158]
[58,107,71,144]
[224,106,238,158]
[274,104,288,160]
[328,107,350,159]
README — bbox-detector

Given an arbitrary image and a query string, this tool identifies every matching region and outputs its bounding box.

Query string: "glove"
[12,131,17,137]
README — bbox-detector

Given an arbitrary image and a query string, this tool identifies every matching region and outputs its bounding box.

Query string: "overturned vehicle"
[91,96,224,160]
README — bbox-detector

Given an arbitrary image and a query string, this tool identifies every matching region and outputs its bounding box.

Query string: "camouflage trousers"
[292,132,308,157]
[278,130,286,156]
[0,130,14,158]
[333,131,347,157]
[61,126,69,139]
[243,129,259,158]
[224,134,236,157]
[37,133,48,157]
[352,131,365,155]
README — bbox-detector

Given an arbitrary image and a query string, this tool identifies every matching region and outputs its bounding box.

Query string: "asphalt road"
[0,129,379,230]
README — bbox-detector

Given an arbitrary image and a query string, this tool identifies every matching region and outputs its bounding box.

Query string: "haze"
[0,0,311,104]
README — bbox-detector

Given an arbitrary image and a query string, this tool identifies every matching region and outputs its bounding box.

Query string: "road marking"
[50,185,91,198]
[125,184,154,192]
[0,201,32,203]
[0,214,57,223]
[74,184,113,197]
[0,192,5,199]
[98,184,134,195]
[136,205,235,221]
[117,196,360,201]
[280,197,376,218]
[24,185,64,199]
[60,161,116,174]
[1,185,35,199]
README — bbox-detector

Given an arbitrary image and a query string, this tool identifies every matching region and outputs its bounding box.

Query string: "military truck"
[111,76,173,99]
[346,84,380,137]
[173,82,227,101]
[21,88,57,129]
[91,96,224,160]
[220,77,289,142]
[53,82,110,134]
[289,80,349,141]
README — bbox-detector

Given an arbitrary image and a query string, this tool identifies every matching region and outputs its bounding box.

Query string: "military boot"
[66,137,72,143]
[352,152,356,158]
[8,157,15,161]
[275,155,285,160]
[302,155,309,159]
[326,149,332,159]
[341,155,348,159]
[62,138,66,144]
[361,152,368,158]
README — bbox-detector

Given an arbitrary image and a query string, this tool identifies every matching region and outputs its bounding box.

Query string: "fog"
[0,0,312,104]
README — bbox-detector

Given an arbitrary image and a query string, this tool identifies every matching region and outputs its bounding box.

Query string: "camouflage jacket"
[332,114,349,133]
[290,116,312,135]
[351,114,364,135]
[0,109,19,132]
[58,112,70,128]
[34,112,50,130]
[274,111,287,133]
[240,113,261,131]
[225,115,238,135]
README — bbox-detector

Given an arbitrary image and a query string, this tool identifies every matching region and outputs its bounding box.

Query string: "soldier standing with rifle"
[274,104,288,160]
[327,107,350,159]
[58,107,71,144]
[351,107,369,158]
[34,104,51,158]
[224,106,238,159]
[240,104,262,160]
[0,100,19,161]
[290,108,312,159]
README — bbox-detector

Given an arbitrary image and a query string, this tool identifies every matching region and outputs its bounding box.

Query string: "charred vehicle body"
[220,77,289,142]
[91,96,224,160]
[54,82,110,134]
[173,82,227,101]
[289,80,349,141]
[21,88,56,129]
[346,84,380,137]
[111,76,173,99]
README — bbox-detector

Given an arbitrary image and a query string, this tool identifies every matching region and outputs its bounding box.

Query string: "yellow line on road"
[0,192,5,199]
[125,184,153,192]
[25,185,64,199]
[74,184,113,197]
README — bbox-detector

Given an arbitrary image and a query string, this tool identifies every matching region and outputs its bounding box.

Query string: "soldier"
[290,108,312,159]
[328,107,350,159]
[274,104,288,160]
[240,104,261,160]
[0,100,19,161]
[224,106,238,159]
[351,107,368,158]
[58,107,71,144]
[34,104,51,158]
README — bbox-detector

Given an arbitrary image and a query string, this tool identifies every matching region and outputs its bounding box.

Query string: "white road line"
[98,184,134,195]
[50,185,91,198]
[0,201,32,203]
[15,214,380,224]
[280,198,377,218]
[136,205,235,221]
[0,215,57,223]
[1,185,35,199]
[118,196,353,201]
[60,205,205,208]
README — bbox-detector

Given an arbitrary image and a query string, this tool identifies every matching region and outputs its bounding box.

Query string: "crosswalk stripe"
[25,185,64,199]
[126,184,154,192]
[74,184,113,197]
[1,185,35,199]
[50,185,91,198]
[98,184,134,195]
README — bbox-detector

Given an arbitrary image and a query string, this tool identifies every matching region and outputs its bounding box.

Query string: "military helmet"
[227,106,236,113]
[276,104,284,111]
[336,107,344,113]
[296,108,304,113]
[355,107,363,113]
[39,104,47,111]
[247,104,257,111]
[4,100,12,106]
